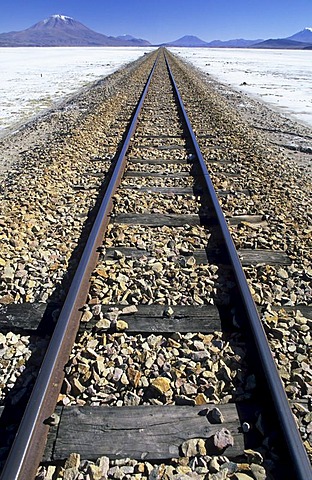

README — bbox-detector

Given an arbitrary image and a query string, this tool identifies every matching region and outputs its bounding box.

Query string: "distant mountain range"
[253,28,312,49]
[161,35,263,48]
[0,15,151,47]
[162,28,312,49]
[0,15,311,50]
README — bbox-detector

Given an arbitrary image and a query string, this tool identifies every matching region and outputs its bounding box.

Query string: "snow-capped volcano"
[42,15,74,26]
[0,15,151,47]
[30,14,88,34]
[48,15,73,21]
[287,27,312,43]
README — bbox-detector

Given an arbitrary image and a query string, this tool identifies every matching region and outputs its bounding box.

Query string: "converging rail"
[0,49,311,480]
[165,55,311,480]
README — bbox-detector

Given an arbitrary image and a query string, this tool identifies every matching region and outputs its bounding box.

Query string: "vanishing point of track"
[1,50,311,480]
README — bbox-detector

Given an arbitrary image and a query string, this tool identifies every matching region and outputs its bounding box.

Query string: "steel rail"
[165,52,312,480]
[0,54,159,480]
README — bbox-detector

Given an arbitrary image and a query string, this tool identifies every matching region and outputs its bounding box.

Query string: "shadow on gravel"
[0,101,145,470]
[188,159,291,478]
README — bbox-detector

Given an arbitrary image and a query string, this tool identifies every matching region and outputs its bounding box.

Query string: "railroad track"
[0,49,311,479]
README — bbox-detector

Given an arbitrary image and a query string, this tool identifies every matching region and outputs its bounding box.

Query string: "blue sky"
[0,0,312,43]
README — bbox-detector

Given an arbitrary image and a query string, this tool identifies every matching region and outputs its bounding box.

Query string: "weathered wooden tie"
[128,158,188,164]
[104,247,291,266]
[85,304,225,332]
[120,185,251,197]
[111,213,266,227]
[44,404,243,462]
[2,304,310,334]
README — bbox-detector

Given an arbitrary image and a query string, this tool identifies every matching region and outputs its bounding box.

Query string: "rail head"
[164,50,312,480]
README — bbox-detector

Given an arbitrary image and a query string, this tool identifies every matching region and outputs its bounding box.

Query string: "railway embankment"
[0,49,310,480]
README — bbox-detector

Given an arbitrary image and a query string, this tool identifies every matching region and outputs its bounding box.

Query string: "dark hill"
[161,35,209,47]
[252,38,312,49]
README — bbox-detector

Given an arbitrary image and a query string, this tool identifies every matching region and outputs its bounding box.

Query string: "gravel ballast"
[0,49,310,478]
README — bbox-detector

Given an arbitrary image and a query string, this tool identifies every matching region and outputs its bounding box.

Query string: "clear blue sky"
[0,0,312,44]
